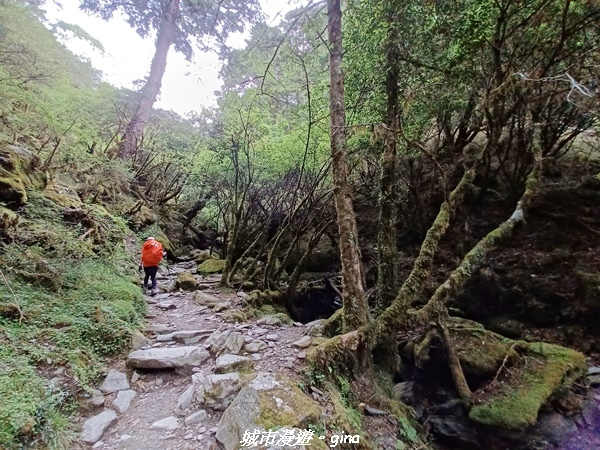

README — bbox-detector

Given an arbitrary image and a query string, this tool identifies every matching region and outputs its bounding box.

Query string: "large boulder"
[80,409,117,445]
[190,249,217,263]
[216,373,323,450]
[206,330,245,356]
[196,373,244,411]
[441,319,588,432]
[198,259,226,275]
[99,370,129,394]
[127,347,210,370]
[468,341,585,431]
[193,291,222,307]
[215,354,254,374]
[175,272,198,291]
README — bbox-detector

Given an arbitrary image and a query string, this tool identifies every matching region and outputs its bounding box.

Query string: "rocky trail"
[72,260,600,450]
[74,261,333,450]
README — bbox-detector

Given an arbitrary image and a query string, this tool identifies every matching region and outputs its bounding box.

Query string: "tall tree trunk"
[118,0,180,159]
[328,0,368,332]
[376,8,400,313]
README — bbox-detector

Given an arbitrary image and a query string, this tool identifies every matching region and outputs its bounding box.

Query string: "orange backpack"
[141,240,163,266]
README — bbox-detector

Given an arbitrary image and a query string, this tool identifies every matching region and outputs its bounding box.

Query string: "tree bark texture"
[327,0,368,331]
[118,0,180,159]
[376,9,400,313]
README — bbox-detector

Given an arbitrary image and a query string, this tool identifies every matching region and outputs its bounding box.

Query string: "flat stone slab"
[244,340,267,353]
[99,370,129,394]
[127,347,210,370]
[113,390,137,414]
[145,324,175,334]
[149,416,179,431]
[588,366,600,375]
[157,301,177,310]
[291,336,312,349]
[175,385,195,415]
[156,329,216,345]
[81,409,117,444]
[257,316,282,326]
[215,354,254,374]
[185,410,208,426]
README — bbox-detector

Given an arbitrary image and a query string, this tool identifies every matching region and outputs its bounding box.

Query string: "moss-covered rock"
[216,372,325,450]
[256,384,321,430]
[192,291,221,307]
[175,272,197,291]
[197,258,226,275]
[449,318,519,379]
[191,249,216,263]
[222,310,247,323]
[469,342,586,431]
[43,182,83,209]
[0,144,47,207]
[130,205,157,228]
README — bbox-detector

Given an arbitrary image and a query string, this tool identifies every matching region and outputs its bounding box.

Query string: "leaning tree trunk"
[310,123,544,377]
[118,0,180,159]
[376,9,400,313]
[328,0,368,332]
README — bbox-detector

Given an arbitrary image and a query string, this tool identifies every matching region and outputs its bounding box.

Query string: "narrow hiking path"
[75,261,321,450]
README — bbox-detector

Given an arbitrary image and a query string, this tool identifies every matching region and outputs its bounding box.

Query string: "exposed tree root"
[438,321,472,404]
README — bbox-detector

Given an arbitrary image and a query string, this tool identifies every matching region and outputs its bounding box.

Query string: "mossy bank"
[0,181,147,448]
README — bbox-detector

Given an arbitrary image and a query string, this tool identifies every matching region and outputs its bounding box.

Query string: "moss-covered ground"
[0,190,146,448]
[468,341,586,430]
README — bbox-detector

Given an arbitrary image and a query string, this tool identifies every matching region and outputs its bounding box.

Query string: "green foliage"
[53,20,105,51]
[0,350,45,447]
[397,415,418,444]
[80,0,262,59]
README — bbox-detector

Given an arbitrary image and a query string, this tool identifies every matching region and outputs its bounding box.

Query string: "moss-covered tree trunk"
[327,0,368,332]
[376,8,400,313]
[227,229,266,285]
[311,124,544,376]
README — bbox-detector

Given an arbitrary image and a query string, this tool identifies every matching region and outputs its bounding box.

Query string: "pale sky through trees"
[42,0,305,116]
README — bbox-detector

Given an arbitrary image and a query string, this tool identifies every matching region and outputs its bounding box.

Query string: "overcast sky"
[42,0,304,116]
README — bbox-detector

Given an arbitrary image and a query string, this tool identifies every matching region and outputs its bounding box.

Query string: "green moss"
[130,206,157,228]
[0,171,28,205]
[43,183,83,209]
[450,320,518,378]
[197,258,226,275]
[322,309,343,337]
[256,385,321,431]
[469,342,586,430]
[175,272,198,291]
[0,206,18,238]
[0,199,144,447]
[0,145,46,207]
[0,351,45,447]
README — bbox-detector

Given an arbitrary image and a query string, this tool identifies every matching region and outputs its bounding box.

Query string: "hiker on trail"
[140,237,166,295]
